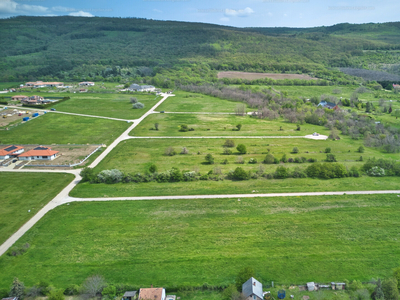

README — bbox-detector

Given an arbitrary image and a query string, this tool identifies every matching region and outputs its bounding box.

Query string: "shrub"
[81,275,106,298]
[236,124,242,131]
[80,167,95,183]
[358,146,365,153]
[280,154,287,163]
[326,154,337,162]
[274,166,288,179]
[223,147,232,155]
[223,139,235,147]
[296,124,301,131]
[367,166,385,177]
[165,146,176,156]
[288,157,294,163]
[181,147,189,154]
[232,167,249,180]
[236,144,247,154]
[130,97,138,103]
[179,124,189,132]
[291,167,307,178]
[200,174,208,180]
[350,166,360,177]
[9,278,25,299]
[325,147,331,153]
[292,147,299,153]
[8,243,30,256]
[149,164,157,173]
[183,171,197,181]
[294,157,301,163]
[48,290,65,300]
[64,285,80,296]
[205,153,214,164]
[222,158,229,164]
[97,169,124,183]
[102,285,116,298]
[308,158,317,163]
[263,153,275,164]
[248,158,257,164]
[132,102,144,109]
[169,167,183,182]
[237,156,244,164]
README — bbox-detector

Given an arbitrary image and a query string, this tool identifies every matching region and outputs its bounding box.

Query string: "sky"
[0,0,399,28]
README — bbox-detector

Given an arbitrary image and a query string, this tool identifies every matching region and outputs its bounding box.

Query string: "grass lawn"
[130,114,329,137]
[0,113,130,145]
[156,91,247,113]
[1,194,399,289]
[52,93,160,119]
[0,172,74,245]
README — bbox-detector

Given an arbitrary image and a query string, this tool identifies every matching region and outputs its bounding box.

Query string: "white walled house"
[79,81,95,86]
[0,145,24,160]
[18,147,59,161]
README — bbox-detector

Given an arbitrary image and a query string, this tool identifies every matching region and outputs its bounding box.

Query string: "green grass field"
[1,194,399,289]
[0,172,74,245]
[130,114,329,137]
[0,113,130,145]
[156,91,247,113]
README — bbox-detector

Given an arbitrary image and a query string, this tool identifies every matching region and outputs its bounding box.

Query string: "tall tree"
[382,277,399,300]
[9,277,25,299]
[235,267,255,291]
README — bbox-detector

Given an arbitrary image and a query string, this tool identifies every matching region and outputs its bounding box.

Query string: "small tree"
[132,102,144,109]
[235,267,255,291]
[296,124,301,131]
[179,124,189,132]
[389,106,393,113]
[237,156,244,164]
[325,147,331,153]
[382,277,399,300]
[9,278,25,299]
[81,275,106,298]
[80,167,95,182]
[130,97,138,104]
[149,164,157,173]
[292,147,299,154]
[165,146,176,156]
[205,154,214,164]
[280,154,287,163]
[274,166,288,179]
[358,146,364,153]
[223,147,232,155]
[48,290,65,300]
[264,153,275,164]
[154,123,159,131]
[236,144,247,154]
[236,124,242,131]
[181,147,189,154]
[224,139,235,148]
[326,154,337,162]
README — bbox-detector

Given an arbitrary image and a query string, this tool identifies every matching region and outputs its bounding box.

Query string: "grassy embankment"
[1,194,399,289]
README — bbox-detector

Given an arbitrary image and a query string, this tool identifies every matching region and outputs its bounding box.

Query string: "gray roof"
[123,291,137,297]
[128,84,155,91]
[307,282,315,291]
[242,277,263,299]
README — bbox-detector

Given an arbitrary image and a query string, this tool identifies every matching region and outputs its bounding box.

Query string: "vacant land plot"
[156,91,246,113]
[0,172,74,245]
[1,194,399,288]
[130,114,329,137]
[0,113,129,145]
[52,93,160,119]
[218,71,318,80]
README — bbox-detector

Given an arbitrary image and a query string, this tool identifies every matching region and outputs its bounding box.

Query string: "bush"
[236,144,247,154]
[263,153,275,164]
[165,146,176,156]
[367,166,385,177]
[169,167,183,182]
[48,290,64,300]
[223,147,232,155]
[183,171,197,181]
[248,158,257,164]
[232,167,249,180]
[326,154,337,162]
[81,275,106,298]
[181,147,189,154]
[200,174,209,180]
[325,147,331,153]
[205,153,214,164]
[306,163,348,179]
[130,97,138,103]
[280,154,287,163]
[236,124,242,131]
[292,147,299,153]
[97,169,124,184]
[223,139,235,147]
[132,102,144,109]
[274,166,288,179]
[358,146,365,153]
[291,167,307,178]
[179,124,189,132]
[222,158,229,164]
[64,285,80,296]
[149,164,157,173]
[308,158,317,163]
[102,285,116,298]
[80,167,95,183]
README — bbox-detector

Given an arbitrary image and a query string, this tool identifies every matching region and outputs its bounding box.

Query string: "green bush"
[236,144,247,154]
[223,139,235,147]
[274,166,288,179]
[232,167,248,180]
[149,164,157,173]
[325,147,331,153]
[358,146,365,153]
[292,147,299,153]
[48,289,64,300]
[263,153,275,164]
[205,154,214,164]
[326,154,337,162]
[248,158,257,164]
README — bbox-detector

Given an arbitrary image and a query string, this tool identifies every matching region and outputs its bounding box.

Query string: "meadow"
[130,114,329,137]
[0,172,74,245]
[156,91,247,113]
[0,113,130,145]
[1,194,399,289]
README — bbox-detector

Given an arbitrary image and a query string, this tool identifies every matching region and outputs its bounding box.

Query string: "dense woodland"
[1,17,400,84]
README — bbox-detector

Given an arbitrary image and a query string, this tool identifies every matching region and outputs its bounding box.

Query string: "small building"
[79,81,95,86]
[21,95,44,105]
[18,146,59,161]
[318,101,339,110]
[11,95,28,101]
[0,145,24,160]
[122,291,137,300]
[138,288,165,300]
[25,81,63,88]
[242,277,263,300]
[307,282,315,291]
[393,84,400,89]
[129,84,155,92]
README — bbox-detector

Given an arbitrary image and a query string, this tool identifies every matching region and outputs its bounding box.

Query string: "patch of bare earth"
[217,71,318,80]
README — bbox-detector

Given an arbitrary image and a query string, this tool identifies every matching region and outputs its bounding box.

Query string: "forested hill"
[1,16,400,84]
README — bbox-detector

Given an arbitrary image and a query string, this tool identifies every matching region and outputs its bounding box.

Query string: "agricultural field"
[0,172,74,245]
[130,114,328,137]
[0,113,129,145]
[70,137,400,198]
[156,91,249,113]
[1,194,399,289]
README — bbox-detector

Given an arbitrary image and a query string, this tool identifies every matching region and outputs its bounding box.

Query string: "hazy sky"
[0,0,399,28]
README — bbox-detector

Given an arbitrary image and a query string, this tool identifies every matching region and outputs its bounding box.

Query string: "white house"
[129,84,155,92]
[138,288,165,300]
[79,81,95,86]
[18,146,59,161]
[242,277,263,300]
[0,145,24,160]
[25,81,64,88]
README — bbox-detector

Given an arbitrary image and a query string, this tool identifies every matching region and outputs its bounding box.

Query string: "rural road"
[125,135,327,140]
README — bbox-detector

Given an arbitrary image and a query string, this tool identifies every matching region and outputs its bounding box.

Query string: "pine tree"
[389,106,393,113]
[9,278,25,299]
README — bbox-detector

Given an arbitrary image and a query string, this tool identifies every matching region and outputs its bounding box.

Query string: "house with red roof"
[18,146,59,161]
[11,95,28,101]
[25,81,63,88]
[0,145,24,160]
[138,288,165,300]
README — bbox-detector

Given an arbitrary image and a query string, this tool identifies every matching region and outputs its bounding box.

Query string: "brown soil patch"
[0,108,42,128]
[217,71,318,81]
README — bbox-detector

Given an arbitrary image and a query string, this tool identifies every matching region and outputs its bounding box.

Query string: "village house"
[21,95,45,105]
[318,100,339,110]
[128,84,156,92]
[11,95,28,101]
[79,81,95,86]
[242,277,263,300]
[18,146,59,161]
[393,84,400,89]
[0,145,24,160]
[138,287,165,300]
[25,81,64,88]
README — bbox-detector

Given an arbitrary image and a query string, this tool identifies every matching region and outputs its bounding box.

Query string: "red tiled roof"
[0,145,24,156]
[139,288,163,300]
[19,148,59,157]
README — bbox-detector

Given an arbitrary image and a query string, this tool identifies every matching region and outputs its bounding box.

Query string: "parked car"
[51,108,56,111]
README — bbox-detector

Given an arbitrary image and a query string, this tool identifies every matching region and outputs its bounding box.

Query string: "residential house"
[21,95,44,105]
[129,84,155,92]
[122,291,137,300]
[393,84,400,89]
[0,145,24,160]
[11,95,28,101]
[242,277,263,300]
[318,100,339,110]
[25,81,64,88]
[138,288,165,300]
[18,146,59,161]
[79,81,95,86]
